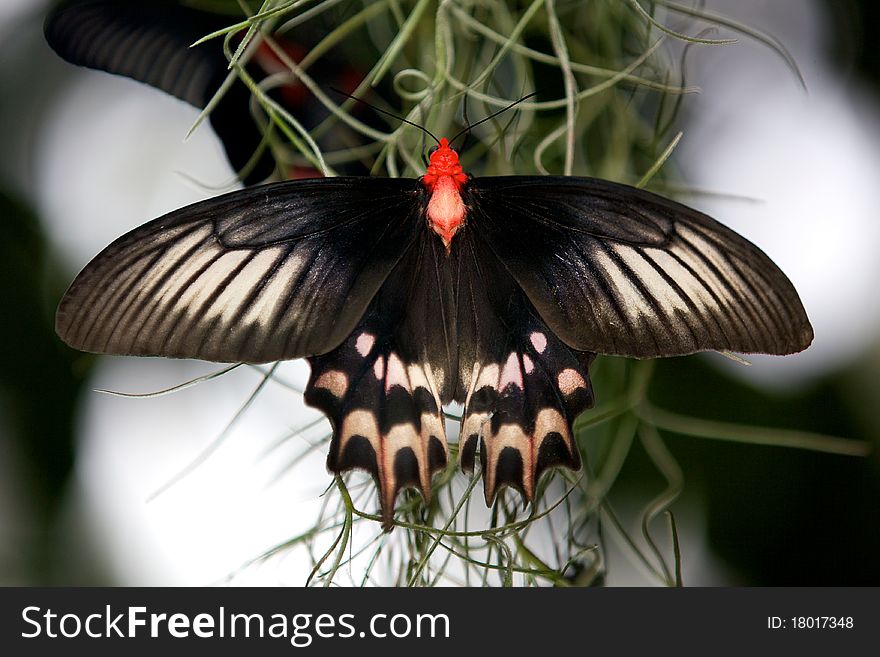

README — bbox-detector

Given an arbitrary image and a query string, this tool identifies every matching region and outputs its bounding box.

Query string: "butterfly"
[47,0,813,530]
[54,132,813,528]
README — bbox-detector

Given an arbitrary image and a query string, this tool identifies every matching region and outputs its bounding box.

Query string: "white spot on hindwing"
[529,332,547,353]
[499,352,523,390]
[534,408,569,440]
[483,423,533,501]
[339,409,380,450]
[356,333,375,357]
[384,353,409,391]
[373,354,385,379]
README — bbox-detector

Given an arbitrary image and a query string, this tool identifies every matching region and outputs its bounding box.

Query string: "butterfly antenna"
[449,90,539,147]
[330,87,440,144]
[458,91,473,153]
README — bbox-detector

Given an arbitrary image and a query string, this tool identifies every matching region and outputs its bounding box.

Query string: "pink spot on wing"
[499,352,523,390]
[384,353,410,391]
[530,332,547,353]
[522,354,535,374]
[373,355,385,379]
[356,333,375,357]
[557,368,587,396]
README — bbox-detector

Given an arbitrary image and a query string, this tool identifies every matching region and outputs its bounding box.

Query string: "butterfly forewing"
[55,178,423,363]
[468,177,813,358]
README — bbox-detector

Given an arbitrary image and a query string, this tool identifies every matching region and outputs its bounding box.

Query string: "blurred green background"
[1,0,878,585]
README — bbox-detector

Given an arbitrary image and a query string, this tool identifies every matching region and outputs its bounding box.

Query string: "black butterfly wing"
[305,230,455,528]
[453,229,595,506]
[302,223,595,524]
[54,167,815,527]
[305,300,449,531]
[56,178,424,363]
[467,176,813,358]
[44,0,275,183]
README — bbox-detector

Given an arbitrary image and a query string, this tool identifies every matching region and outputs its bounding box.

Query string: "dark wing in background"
[468,177,813,358]
[44,0,276,183]
[55,178,423,363]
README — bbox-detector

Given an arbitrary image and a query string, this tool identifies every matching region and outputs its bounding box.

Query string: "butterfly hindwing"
[302,223,595,524]
[304,230,456,527]
[305,302,449,530]
[460,321,594,506]
[454,230,594,505]
[55,178,424,363]
[468,176,813,358]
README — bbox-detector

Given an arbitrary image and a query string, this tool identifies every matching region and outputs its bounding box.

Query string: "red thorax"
[422,138,468,249]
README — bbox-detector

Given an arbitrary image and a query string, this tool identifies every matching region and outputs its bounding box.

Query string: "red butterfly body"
[423,138,470,247]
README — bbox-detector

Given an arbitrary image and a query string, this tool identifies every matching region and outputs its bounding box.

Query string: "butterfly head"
[423,138,468,190]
